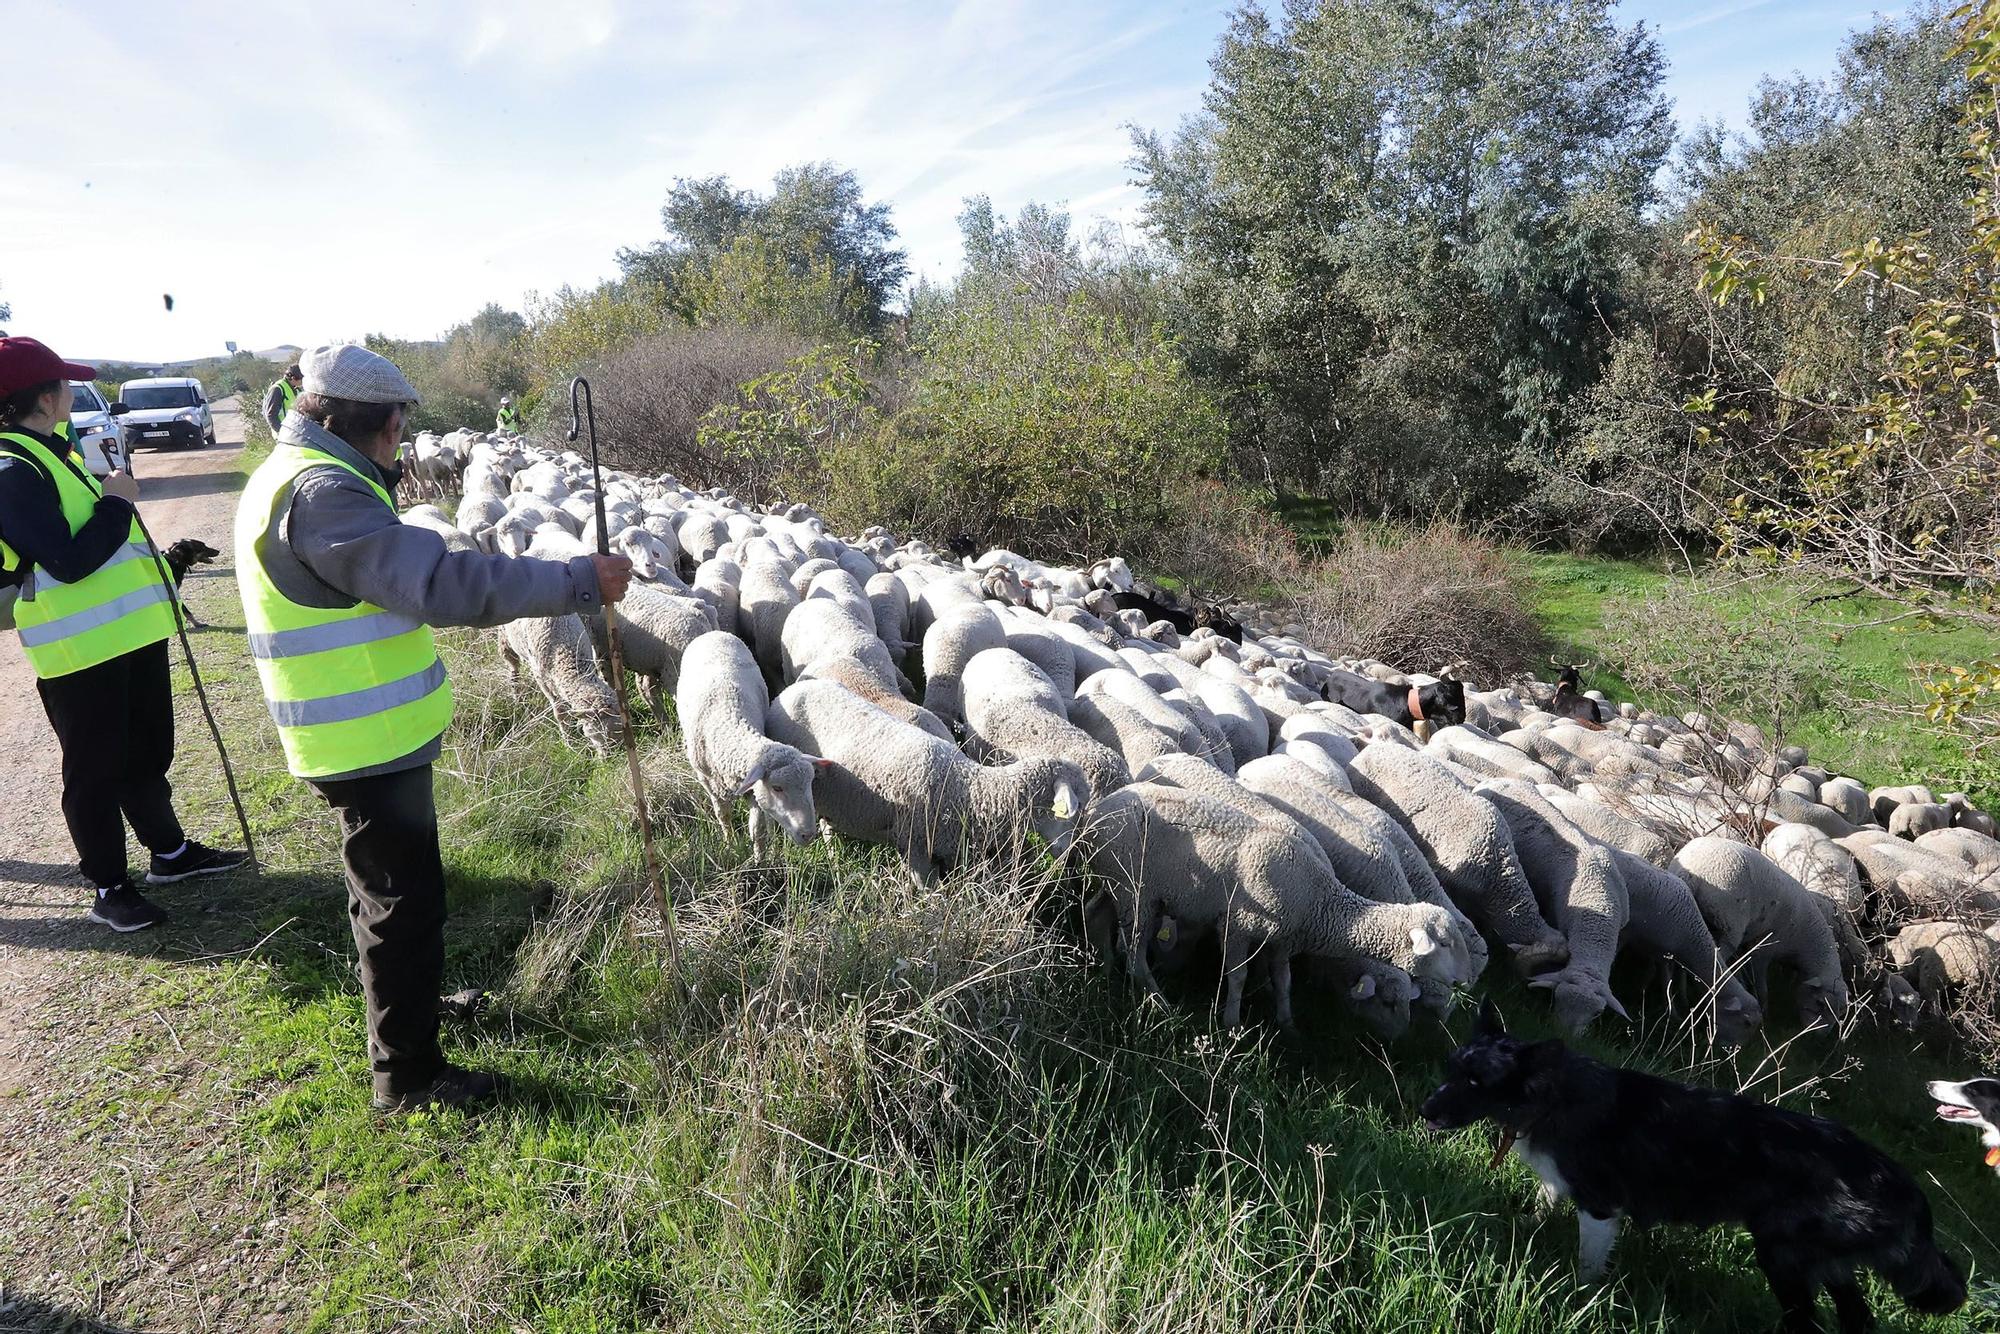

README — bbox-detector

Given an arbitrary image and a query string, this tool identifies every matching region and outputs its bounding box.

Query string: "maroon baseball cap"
[0,337,97,396]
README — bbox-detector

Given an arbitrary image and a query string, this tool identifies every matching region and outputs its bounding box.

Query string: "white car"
[118,376,215,450]
[68,380,128,477]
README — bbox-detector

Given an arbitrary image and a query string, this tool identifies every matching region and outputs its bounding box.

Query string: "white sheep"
[1670,836,1848,1027]
[780,599,948,741]
[921,603,1008,730]
[960,648,1129,803]
[1232,753,1483,1010]
[1346,745,1570,973]
[1079,781,1467,1029]
[998,613,1080,698]
[606,582,719,713]
[1889,802,1952,841]
[805,567,878,637]
[497,614,620,756]
[1078,669,1230,771]
[692,555,741,632]
[736,557,800,688]
[865,572,915,657]
[1610,846,1764,1045]
[1915,827,2000,882]
[1476,780,1632,1034]
[1838,830,2000,922]
[677,631,823,856]
[1533,784,1675,868]
[1886,921,2000,1020]
[1946,792,1997,837]
[1816,776,1872,827]
[1760,823,1870,968]
[1870,784,1937,828]
[1428,725,1560,786]
[768,679,1084,880]
[1068,691,1187,774]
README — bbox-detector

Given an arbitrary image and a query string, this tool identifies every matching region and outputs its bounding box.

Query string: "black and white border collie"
[1929,1078,2000,1172]
[1422,1001,1965,1333]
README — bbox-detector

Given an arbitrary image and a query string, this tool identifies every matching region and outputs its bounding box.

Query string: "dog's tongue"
[1938,1103,1979,1121]
[1988,1147,2000,1169]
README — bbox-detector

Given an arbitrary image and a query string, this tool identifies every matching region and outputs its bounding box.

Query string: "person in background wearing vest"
[262,364,302,437]
[236,344,632,1114]
[0,338,247,932]
[494,395,521,435]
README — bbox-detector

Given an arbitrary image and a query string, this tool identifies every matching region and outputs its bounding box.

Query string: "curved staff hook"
[568,377,682,984]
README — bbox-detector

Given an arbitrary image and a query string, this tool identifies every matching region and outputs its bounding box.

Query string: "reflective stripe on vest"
[235,443,452,778]
[1,430,175,678]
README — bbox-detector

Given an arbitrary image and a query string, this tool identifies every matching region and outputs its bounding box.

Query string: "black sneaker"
[86,882,169,933]
[144,840,249,884]
[371,1064,502,1114]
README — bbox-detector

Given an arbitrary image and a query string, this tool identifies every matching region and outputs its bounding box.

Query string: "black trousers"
[308,763,447,1098]
[35,637,186,889]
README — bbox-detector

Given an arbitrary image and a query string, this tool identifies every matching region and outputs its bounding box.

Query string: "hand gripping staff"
[568,378,682,980]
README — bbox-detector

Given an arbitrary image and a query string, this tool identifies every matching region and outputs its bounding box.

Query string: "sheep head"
[1528,966,1630,1035]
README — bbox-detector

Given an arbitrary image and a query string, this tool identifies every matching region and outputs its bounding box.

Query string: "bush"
[1602,575,1840,748]
[817,293,1226,563]
[1280,522,1548,680]
[526,281,672,388]
[588,323,812,486]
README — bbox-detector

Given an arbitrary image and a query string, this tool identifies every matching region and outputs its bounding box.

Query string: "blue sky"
[1,1,1906,362]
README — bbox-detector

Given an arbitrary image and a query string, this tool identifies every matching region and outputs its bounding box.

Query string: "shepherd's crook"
[132,507,258,873]
[568,377,682,981]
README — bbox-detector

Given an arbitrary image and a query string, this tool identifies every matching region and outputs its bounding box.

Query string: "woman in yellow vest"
[0,337,246,932]
[237,343,631,1113]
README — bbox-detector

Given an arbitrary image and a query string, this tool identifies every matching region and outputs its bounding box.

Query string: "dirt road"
[0,398,284,1329]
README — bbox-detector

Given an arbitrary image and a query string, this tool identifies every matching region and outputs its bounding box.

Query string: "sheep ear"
[1051,784,1078,820]
[1154,918,1177,946]
[733,760,767,796]
[1527,975,1558,991]
[1474,996,1505,1037]
[1603,991,1632,1022]
[810,757,836,772]
[1349,974,1378,1000]
[1409,925,1439,958]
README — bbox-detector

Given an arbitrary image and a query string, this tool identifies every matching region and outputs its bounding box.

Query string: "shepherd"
[235,343,632,1113]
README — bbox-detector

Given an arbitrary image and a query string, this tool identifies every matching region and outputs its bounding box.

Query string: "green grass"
[1518,551,1999,809]
[31,535,1989,1333]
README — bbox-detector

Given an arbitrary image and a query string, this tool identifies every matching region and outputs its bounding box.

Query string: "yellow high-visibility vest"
[0,429,176,678]
[235,443,452,778]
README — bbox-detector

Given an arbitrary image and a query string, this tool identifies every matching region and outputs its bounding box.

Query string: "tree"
[1669,1,1999,760]
[1131,0,1670,515]
[1552,6,1972,550]
[618,163,908,334]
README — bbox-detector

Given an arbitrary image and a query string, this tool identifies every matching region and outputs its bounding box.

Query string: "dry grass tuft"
[1279,522,1548,679]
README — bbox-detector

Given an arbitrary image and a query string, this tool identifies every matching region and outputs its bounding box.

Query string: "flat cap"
[300,343,422,405]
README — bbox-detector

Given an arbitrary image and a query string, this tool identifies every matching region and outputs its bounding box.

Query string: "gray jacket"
[264,416,602,780]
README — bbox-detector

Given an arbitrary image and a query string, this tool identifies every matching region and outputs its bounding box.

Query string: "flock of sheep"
[398,426,2000,1048]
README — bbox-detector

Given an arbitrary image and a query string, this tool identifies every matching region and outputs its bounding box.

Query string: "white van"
[118,376,215,450]
[68,381,129,476]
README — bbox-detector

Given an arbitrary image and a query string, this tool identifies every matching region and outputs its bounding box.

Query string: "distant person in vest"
[236,343,631,1113]
[262,364,302,437]
[0,337,247,932]
[494,395,521,435]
